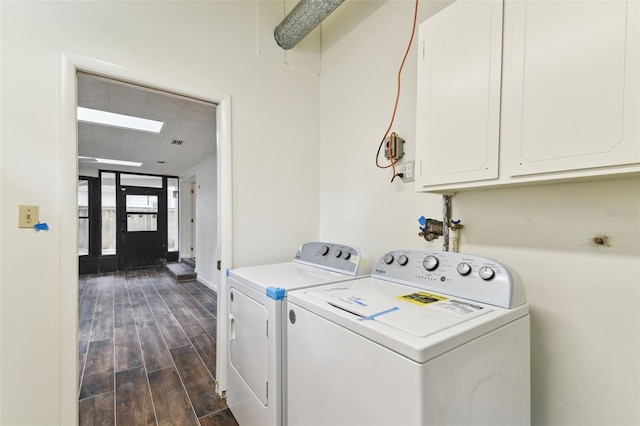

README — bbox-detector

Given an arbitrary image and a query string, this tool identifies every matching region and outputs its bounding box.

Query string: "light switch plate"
[19,205,39,228]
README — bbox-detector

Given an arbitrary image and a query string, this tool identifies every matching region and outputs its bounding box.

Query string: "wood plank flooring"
[78,268,237,426]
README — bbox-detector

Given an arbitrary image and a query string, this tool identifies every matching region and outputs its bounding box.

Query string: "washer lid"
[289,277,529,363]
[305,280,491,338]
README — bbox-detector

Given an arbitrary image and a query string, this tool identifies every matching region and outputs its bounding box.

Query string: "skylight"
[78,156,143,167]
[77,107,164,133]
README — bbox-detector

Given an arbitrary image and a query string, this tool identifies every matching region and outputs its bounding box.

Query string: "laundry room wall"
[0,1,320,424]
[317,0,448,269]
[318,1,639,426]
[452,179,640,426]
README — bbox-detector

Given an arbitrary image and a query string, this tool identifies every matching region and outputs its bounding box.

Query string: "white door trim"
[216,94,233,396]
[59,52,233,424]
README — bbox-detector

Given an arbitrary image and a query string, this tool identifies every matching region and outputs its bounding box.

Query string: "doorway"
[77,73,217,274]
[62,55,234,424]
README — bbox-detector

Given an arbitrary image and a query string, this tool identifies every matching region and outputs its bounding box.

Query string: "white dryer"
[226,242,367,426]
[286,249,530,426]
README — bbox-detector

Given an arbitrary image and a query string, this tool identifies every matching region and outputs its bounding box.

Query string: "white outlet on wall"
[399,160,415,183]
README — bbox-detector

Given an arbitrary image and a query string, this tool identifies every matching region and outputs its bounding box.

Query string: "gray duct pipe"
[274,0,345,50]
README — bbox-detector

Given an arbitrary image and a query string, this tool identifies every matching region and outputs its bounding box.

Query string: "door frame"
[190,181,197,263]
[179,177,197,264]
[59,53,233,424]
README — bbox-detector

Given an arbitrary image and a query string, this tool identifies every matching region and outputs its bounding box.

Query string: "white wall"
[193,156,218,289]
[181,155,218,290]
[455,179,640,425]
[319,1,639,425]
[318,0,452,271]
[0,1,320,424]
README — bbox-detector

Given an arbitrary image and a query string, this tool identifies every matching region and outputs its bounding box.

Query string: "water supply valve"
[418,216,444,241]
[449,220,464,252]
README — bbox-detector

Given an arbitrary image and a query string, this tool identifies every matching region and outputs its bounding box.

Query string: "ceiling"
[77,73,217,177]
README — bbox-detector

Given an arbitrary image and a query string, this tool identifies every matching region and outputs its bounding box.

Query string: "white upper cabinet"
[415,0,639,193]
[415,0,503,187]
[503,0,639,176]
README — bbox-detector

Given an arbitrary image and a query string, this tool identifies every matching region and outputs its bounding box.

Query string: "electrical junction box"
[385,134,405,161]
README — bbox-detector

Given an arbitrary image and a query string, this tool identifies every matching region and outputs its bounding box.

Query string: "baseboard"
[196,276,217,293]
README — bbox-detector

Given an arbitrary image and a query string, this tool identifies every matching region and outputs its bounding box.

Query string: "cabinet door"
[415,0,503,187]
[503,0,639,176]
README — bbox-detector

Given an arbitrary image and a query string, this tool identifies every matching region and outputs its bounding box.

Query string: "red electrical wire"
[376,0,420,182]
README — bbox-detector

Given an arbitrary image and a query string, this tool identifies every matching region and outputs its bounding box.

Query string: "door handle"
[229,314,235,341]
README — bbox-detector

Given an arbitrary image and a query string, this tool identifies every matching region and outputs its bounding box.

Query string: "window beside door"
[101,172,117,255]
[78,179,89,256]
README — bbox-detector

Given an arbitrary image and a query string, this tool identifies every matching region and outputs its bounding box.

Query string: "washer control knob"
[383,254,395,265]
[342,251,351,260]
[457,262,471,276]
[320,245,330,256]
[423,255,439,271]
[334,249,342,258]
[478,266,495,280]
[397,255,409,266]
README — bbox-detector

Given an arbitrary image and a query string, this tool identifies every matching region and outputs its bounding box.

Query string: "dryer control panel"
[372,250,526,309]
[294,242,364,276]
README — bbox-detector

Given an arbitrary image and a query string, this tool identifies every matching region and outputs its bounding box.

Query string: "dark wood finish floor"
[78,268,237,426]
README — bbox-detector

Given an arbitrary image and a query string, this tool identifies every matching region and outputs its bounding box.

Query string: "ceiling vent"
[171,139,185,145]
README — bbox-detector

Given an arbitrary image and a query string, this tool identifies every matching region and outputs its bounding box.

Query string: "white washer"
[226,242,367,426]
[287,249,530,426]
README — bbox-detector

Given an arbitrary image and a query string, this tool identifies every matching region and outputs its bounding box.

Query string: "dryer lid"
[229,262,358,294]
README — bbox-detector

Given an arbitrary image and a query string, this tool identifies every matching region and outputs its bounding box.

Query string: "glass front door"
[118,186,167,269]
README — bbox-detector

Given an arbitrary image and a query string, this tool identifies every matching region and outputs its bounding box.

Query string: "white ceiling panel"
[77,73,217,176]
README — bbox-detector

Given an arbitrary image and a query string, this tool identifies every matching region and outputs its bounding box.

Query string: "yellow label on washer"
[397,291,448,306]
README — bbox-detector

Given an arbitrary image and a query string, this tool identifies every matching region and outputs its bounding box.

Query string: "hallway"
[78,268,237,425]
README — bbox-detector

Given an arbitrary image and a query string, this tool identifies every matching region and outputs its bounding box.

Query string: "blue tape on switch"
[226,269,231,277]
[266,287,286,300]
[34,223,49,231]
